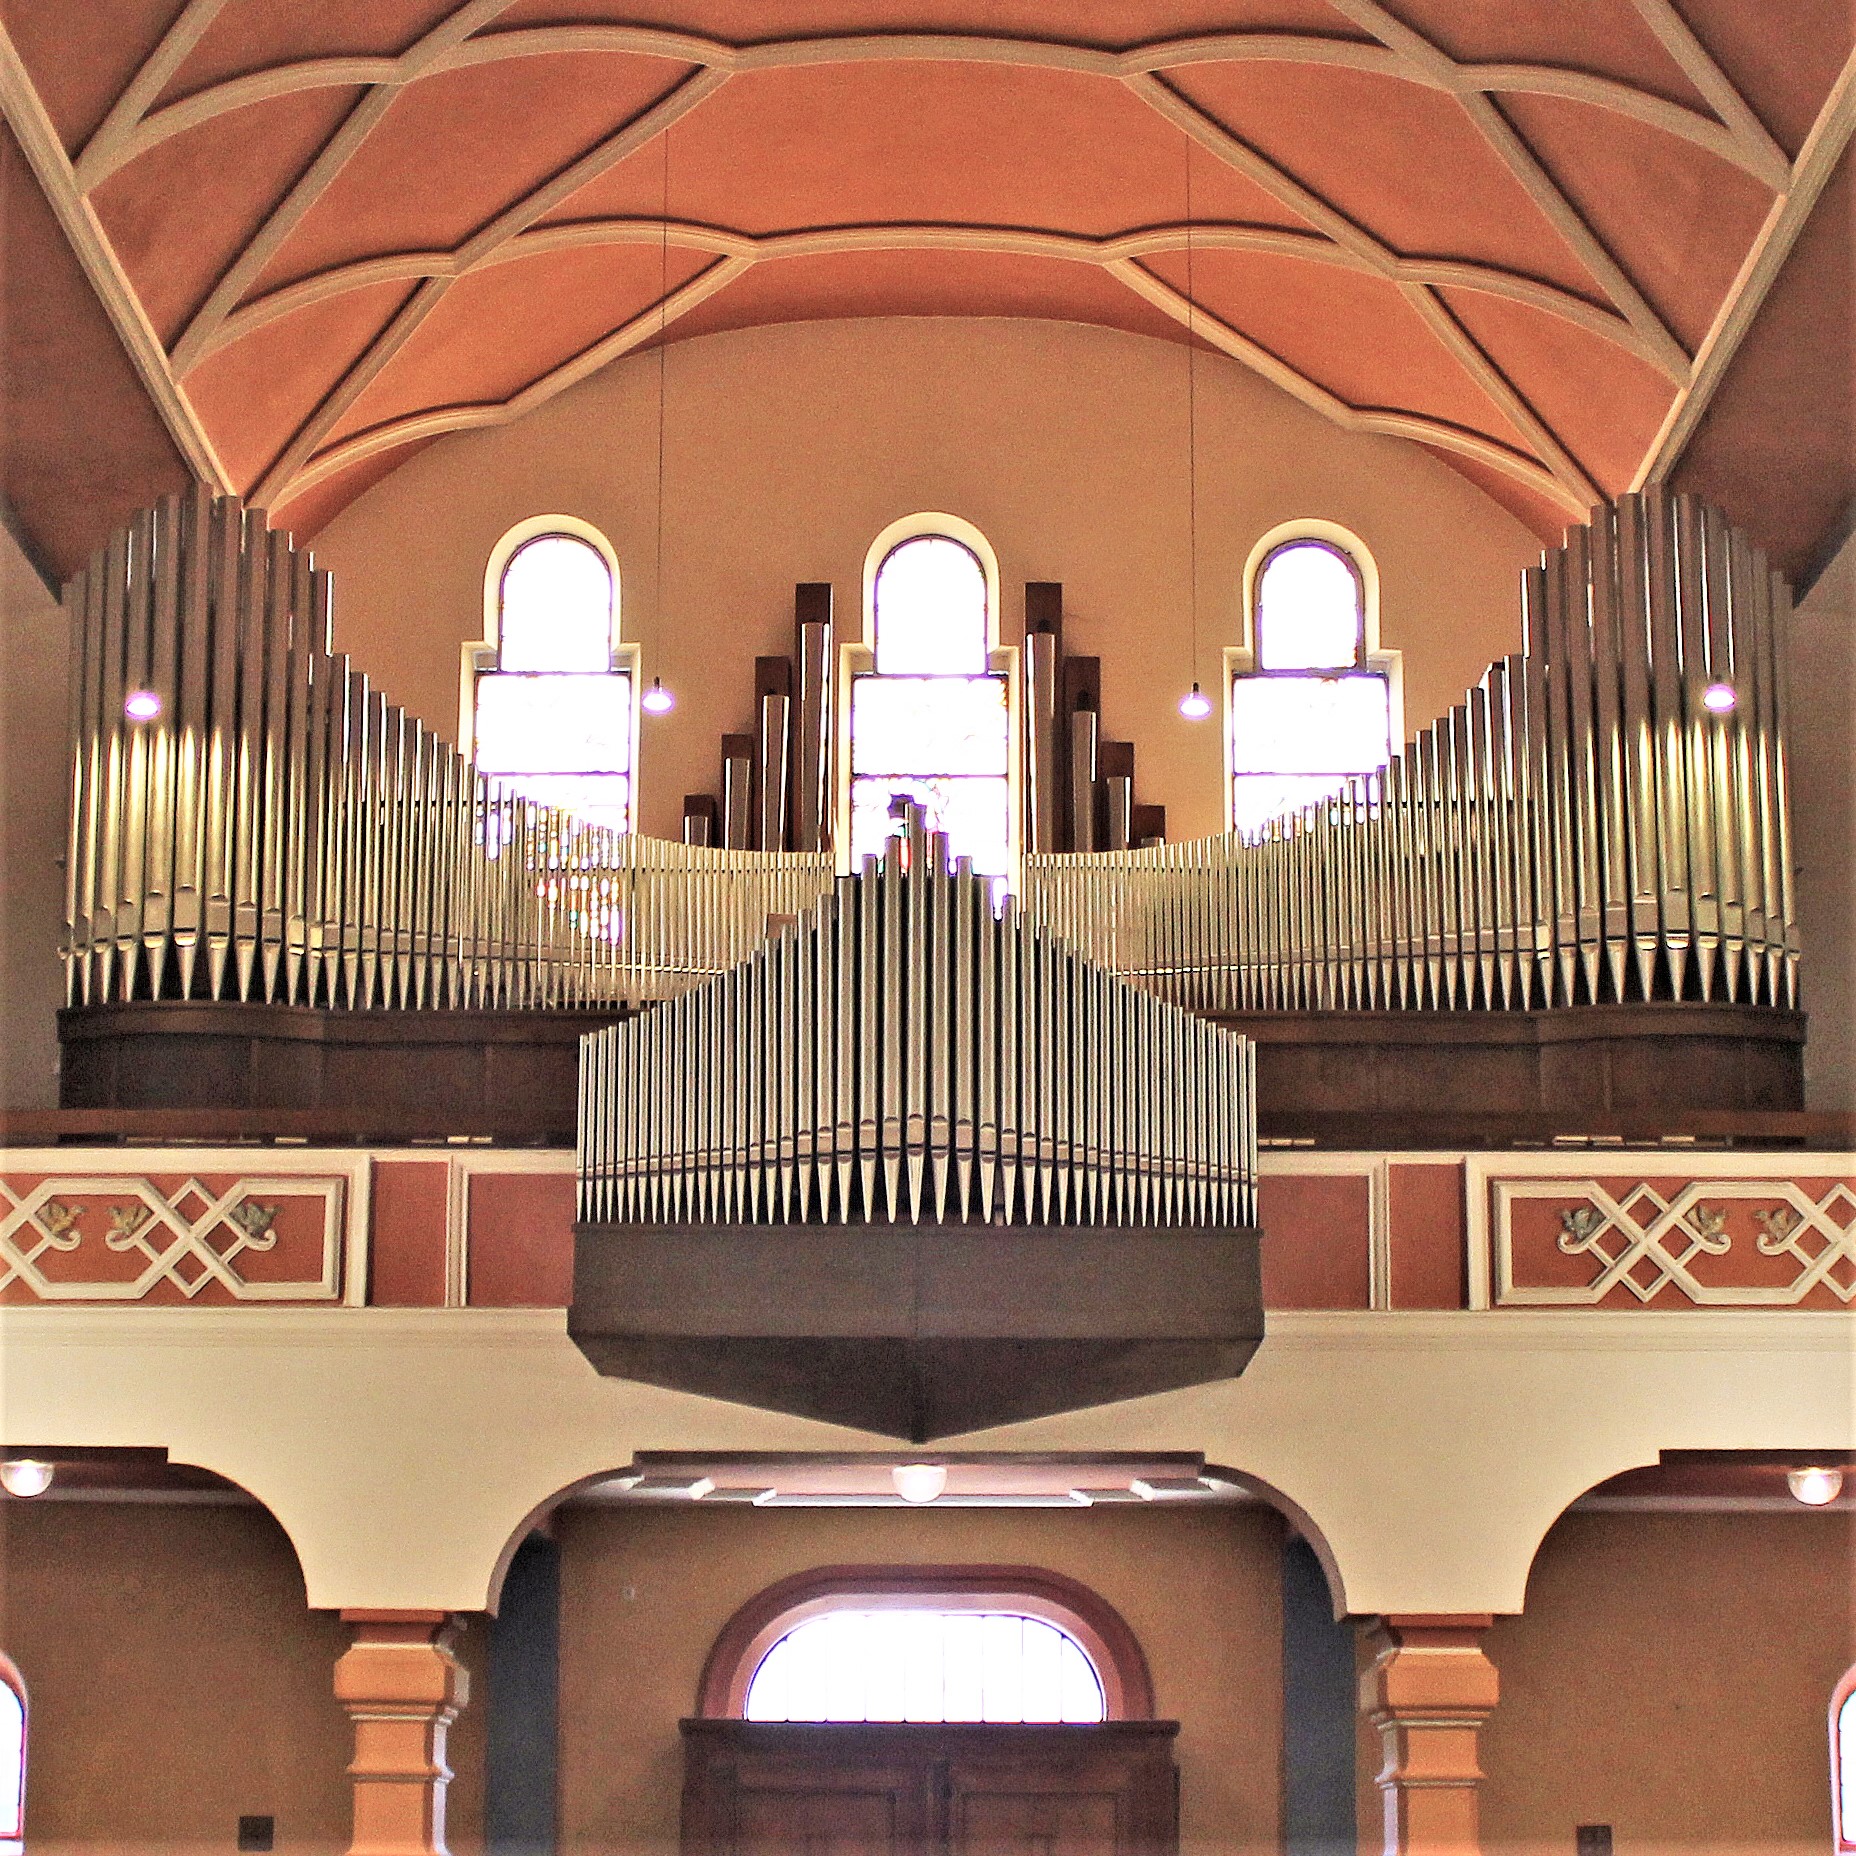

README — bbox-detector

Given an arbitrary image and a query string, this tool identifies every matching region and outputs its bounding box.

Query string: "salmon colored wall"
[0,1499,488,1856]
[0,521,66,1110]
[1479,1508,1856,1854]
[309,316,1541,844]
[556,1499,1286,1856]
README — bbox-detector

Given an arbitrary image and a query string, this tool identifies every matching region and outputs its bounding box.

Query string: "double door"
[681,1719,1179,1856]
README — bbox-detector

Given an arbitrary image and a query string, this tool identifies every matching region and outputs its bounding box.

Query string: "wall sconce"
[0,1459,53,1498]
[1787,1466,1843,1506]
[892,1463,947,1504]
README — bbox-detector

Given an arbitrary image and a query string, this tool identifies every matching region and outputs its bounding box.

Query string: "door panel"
[682,1721,1178,1856]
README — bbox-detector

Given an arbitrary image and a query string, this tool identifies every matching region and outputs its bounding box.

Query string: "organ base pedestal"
[570,1220,1264,1441]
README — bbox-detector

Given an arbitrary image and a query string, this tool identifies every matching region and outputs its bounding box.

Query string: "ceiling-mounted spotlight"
[1787,1466,1843,1506]
[642,677,675,715]
[124,689,163,723]
[1702,681,1737,714]
[0,1459,54,1498]
[892,1463,948,1504]
[1178,682,1212,721]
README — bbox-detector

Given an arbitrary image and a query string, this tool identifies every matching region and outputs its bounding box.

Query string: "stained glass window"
[851,533,1011,876]
[473,530,632,833]
[744,1611,1105,1724]
[1231,538,1390,837]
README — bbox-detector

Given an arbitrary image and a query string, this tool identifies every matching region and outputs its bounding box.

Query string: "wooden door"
[681,1721,1178,1856]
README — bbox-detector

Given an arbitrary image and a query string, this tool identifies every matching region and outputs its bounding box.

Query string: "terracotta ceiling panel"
[159,0,473,102]
[533,77,1301,241]
[1141,247,1537,453]
[319,240,716,446]
[182,280,422,493]
[1436,286,1678,495]
[489,0,1374,42]
[658,247,1188,347]
[247,51,696,298]
[273,438,439,542]
[1,121,194,580]
[1672,0,1854,155]
[1169,61,1607,300]
[540,61,1302,244]
[0,0,183,154]
[1494,90,1776,355]
[1672,150,1854,586]
[1426,451,1570,546]
[1364,0,1712,108]
[88,85,367,346]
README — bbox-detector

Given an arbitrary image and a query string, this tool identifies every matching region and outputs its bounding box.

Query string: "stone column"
[1360,1614,1499,1856]
[335,1610,469,1856]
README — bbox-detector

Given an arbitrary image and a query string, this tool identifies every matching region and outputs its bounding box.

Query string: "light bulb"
[1787,1466,1843,1506]
[0,1459,53,1498]
[1178,682,1212,721]
[1702,682,1736,714]
[892,1463,947,1504]
[642,677,675,715]
[124,689,163,723]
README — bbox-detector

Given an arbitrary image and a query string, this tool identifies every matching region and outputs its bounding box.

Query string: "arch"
[462,514,639,836]
[0,1653,23,1856]
[839,514,1020,880]
[860,511,1001,655]
[1224,519,1403,838]
[1833,1662,1856,1849]
[695,1566,1154,1721]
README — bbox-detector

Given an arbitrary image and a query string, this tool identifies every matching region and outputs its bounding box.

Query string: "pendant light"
[646,124,676,717]
[1178,138,1209,723]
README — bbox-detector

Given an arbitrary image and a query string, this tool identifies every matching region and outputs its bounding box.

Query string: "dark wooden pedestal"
[55,999,1804,1147]
[680,1720,1180,1856]
[572,1221,1264,1442]
[57,1001,630,1142]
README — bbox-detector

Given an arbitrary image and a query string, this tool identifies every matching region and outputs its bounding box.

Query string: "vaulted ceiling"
[2,1,1852,576]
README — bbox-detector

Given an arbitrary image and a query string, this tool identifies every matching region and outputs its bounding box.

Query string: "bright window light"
[852,531,1012,876]
[1841,1688,1856,1843]
[874,536,989,675]
[745,1611,1105,1724]
[1255,541,1362,670]
[0,1678,21,1843]
[498,534,613,671]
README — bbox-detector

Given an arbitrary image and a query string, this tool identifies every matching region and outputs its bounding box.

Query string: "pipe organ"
[1026,490,1796,1016]
[60,486,830,1013]
[578,815,1258,1230]
[62,488,1796,1028]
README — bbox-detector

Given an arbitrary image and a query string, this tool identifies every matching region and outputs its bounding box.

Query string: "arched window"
[0,1654,25,1856]
[842,519,1016,881]
[746,1609,1105,1724]
[1834,1664,1856,1850]
[699,1567,1153,1724]
[1226,529,1399,839]
[464,520,638,834]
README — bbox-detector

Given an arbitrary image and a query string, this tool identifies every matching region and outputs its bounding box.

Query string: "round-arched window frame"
[1833,1662,1856,1850]
[697,1566,1154,1723]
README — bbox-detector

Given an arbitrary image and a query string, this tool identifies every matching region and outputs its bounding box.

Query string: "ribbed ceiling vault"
[2,0,1852,545]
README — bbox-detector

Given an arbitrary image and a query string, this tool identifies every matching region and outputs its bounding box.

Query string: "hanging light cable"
[646,125,676,716]
[1178,139,1211,723]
